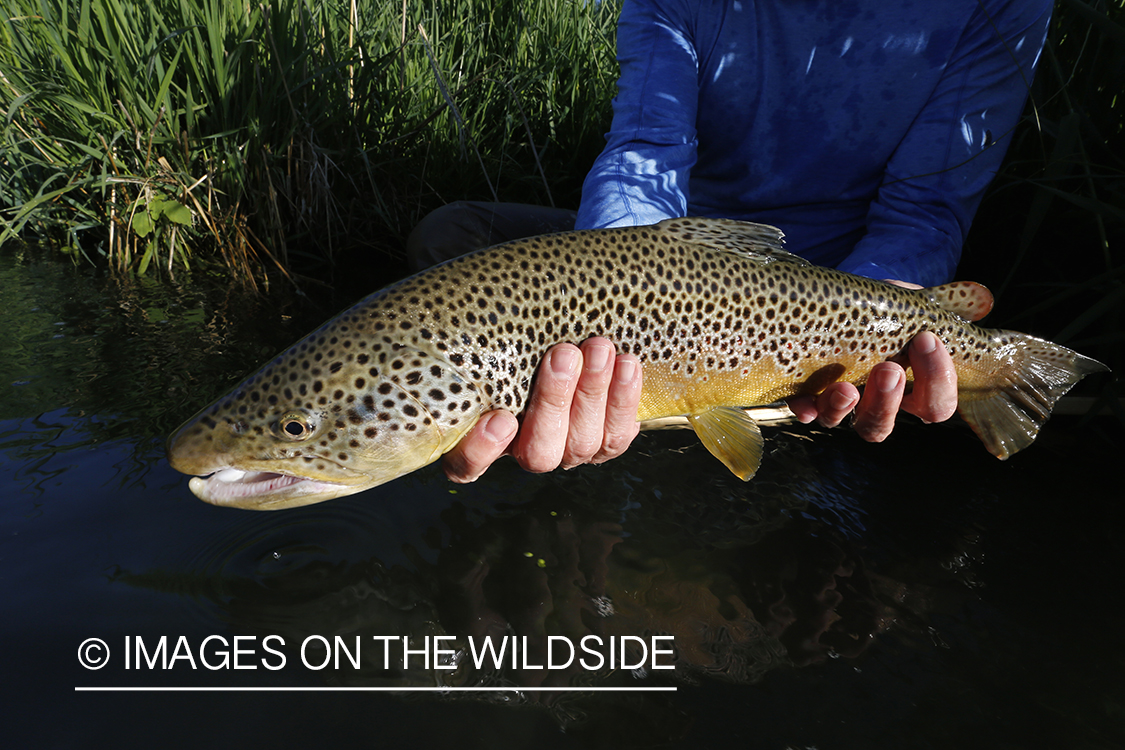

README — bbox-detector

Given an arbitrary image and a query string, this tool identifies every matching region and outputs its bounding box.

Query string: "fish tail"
[957,332,1108,460]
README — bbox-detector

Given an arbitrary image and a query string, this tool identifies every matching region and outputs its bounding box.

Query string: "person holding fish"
[424,0,1054,483]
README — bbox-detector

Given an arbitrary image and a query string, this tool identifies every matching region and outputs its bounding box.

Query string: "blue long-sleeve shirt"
[576,0,1051,286]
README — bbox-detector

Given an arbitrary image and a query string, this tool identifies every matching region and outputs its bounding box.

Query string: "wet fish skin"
[166,217,1107,509]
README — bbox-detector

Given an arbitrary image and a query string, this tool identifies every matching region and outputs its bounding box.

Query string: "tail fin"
[958,333,1108,460]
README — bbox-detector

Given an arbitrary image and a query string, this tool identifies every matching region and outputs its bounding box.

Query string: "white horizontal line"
[75,686,676,692]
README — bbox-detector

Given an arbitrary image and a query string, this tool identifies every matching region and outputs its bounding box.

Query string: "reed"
[0,0,1119,361]
[0,0,620,286]
[964,0,1123,392]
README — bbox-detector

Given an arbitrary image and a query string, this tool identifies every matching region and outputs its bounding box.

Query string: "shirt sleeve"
[575,0,700,230]
[836,0,1052,286]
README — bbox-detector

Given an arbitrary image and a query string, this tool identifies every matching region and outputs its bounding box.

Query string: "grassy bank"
[0,0,1120,329]
[0,0,620,287]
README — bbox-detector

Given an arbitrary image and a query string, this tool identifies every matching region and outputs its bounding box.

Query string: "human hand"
[787,281,958,441]
[443,338,644,483]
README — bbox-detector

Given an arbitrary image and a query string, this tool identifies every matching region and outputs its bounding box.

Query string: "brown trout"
[167,218,1106,509]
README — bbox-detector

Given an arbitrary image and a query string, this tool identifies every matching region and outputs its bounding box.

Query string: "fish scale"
[167,217,1106,509]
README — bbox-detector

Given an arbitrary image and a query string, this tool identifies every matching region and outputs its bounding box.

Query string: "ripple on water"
[184,500,398,581]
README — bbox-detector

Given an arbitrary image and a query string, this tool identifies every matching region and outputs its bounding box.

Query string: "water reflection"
[4,246,1122,748]
[111,430,929,735]
[0,246,336,440]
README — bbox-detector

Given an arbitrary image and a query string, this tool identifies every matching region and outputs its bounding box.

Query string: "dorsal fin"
[655,217,802,265]
[927,281,994,322]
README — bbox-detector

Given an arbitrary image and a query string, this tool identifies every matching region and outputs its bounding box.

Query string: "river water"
[3,247,1121,749]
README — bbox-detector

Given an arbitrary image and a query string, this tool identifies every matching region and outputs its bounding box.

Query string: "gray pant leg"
[406,201,578,271]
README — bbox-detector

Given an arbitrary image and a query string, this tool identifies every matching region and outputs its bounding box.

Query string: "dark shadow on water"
[29,420,1120,750]
[2,247,1123,749]
[102,431,901,744]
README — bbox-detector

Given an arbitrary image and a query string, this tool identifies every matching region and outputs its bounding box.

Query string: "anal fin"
[687,406,765,481]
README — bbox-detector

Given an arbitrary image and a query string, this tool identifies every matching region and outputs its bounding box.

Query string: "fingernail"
[585,342,612,373]
[875,367,903,393]
[830,389,855,411]
[914,331,936,354]
[482,412,517,443]
[615,357,637,385]
[549,346,580,376]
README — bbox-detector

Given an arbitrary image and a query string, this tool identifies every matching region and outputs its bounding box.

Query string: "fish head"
[167,340,485,510]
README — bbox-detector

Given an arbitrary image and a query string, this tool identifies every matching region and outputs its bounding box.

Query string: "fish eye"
[277,412,314,441]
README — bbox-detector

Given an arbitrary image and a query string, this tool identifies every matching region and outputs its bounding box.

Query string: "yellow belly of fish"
[635,355,870,421]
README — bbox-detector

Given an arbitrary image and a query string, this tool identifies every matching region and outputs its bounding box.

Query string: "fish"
[166,217,1107,510]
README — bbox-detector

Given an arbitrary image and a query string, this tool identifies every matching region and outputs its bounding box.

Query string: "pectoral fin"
[687,406,765,481]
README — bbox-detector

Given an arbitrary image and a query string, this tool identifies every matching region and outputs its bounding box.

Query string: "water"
[3,248,1122,749]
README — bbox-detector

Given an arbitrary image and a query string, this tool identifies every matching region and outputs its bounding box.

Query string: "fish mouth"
[187,467,361,510]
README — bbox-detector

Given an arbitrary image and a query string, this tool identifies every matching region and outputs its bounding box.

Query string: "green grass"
[0,0,1120,389]
[0,0,620,287]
